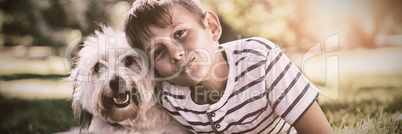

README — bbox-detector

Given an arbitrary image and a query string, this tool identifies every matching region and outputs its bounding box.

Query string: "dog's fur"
[68,26,188,133]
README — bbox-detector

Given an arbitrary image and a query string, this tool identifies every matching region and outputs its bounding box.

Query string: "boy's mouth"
[178,57,195,74]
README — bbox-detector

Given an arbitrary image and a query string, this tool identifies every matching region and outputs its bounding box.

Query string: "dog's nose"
[109,76,125,92]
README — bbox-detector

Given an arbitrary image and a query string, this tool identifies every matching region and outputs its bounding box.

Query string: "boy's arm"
[293,102,333,134]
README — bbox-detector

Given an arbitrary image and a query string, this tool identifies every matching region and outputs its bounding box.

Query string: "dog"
[67,26,188,133]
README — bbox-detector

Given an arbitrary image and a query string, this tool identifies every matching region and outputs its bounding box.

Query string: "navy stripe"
[267,119,282,134]
[162,91,185,99]
[193,130,215,133]
[235,57,246,66]
[220,101,269,132]
[211,76,265,113]
[240,65,299,131]
[163,93,205,115]
[209,91,268,128]
[237,102,267,124]
[265,52,283,74]
[185,120,211,126]
[266,61,292,93]
[277,121,287,133]
[233,106,279,133]
[246,38,272,50]
[163,96,205,115]
[234,112,272,133]
[291,93,319,125]
[278,122,286,133]
[222,92,267,121]
[257,115,281,133]
[233,62,293,133]
[169,105,206,114]
[160,94,182,116]
[235,102,267,125]
[159,91,163,104]
[163,106,181,116]
[286,126,293,134]
[233,113,278,134]
[163,96,170,102]
[233,49,264,57]
[264,55,289,105]
[210,61,291,125]
[180,79,268,127]
[207,113,219,134]
[255,67,297,133]
[209,69,300,133]
[281,83,310,118]
[272,72,302,108]
[235,60,266,81]
[229,77,264,99]
[198,61,292,133]
[196,132,215,133]
[176,123,194,131]
[286,127,292,134]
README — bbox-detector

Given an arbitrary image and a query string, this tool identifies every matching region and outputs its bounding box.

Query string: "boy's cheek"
[155,64,168,75]
[155,69,165,77]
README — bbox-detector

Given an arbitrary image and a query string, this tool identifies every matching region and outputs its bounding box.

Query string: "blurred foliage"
[0,0,131,54]
[202,0,402,50]
[0,95,76,133]
[1,0,401,52]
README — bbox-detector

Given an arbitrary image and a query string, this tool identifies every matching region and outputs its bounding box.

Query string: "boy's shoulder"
[220,37,280,51]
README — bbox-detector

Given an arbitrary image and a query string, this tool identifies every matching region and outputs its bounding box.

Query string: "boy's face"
[140,5,222,86]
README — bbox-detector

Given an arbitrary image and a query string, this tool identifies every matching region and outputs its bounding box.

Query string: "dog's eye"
[124,56,136,66]
[93,62,105,73]
[94,63,100,73]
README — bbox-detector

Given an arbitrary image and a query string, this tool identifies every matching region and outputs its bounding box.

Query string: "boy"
[124,0,333,133]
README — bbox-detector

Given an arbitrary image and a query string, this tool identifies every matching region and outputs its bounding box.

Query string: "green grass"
[0,95,77,134]
[0,94,401,133]
[321,96,402,134]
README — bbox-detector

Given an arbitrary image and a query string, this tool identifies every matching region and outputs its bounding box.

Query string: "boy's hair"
[124,0,205,50]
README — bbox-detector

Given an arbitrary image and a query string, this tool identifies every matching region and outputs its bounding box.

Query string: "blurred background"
[0,0,401,133]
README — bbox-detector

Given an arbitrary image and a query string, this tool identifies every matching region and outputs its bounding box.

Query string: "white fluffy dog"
[68,26,188,133]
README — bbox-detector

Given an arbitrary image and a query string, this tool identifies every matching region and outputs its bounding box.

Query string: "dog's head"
[69,26,155,131]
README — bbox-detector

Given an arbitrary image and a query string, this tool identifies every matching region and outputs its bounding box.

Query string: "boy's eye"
[154,47,165,57]
[174,30,185,39]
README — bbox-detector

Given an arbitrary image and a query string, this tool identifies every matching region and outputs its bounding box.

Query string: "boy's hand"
[293,102,334,134]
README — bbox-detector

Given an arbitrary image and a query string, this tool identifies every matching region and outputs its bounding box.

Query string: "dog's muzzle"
[109,76,130,108]
[108,75,141,108]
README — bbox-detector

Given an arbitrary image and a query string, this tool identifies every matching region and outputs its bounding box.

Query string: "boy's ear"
[203,11,222,41]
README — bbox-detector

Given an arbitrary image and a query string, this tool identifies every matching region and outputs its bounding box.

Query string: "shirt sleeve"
[260,38,320,125]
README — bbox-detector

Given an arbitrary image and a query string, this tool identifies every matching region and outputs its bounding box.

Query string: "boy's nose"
[167,43,185,63]
[171,50,184,63]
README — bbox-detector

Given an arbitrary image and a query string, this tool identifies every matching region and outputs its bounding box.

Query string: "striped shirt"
[160,37,320,133]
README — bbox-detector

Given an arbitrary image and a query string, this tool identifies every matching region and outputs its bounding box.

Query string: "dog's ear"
[78,109,93,132]
[72,97,93,133]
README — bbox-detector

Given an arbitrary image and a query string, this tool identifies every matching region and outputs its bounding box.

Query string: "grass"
[321,96,402,134]
[0,95,77,134]
[0,94,400,133]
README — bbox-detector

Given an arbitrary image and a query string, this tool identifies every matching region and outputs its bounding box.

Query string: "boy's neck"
[191,50,227,105]
[200,50,228,91]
